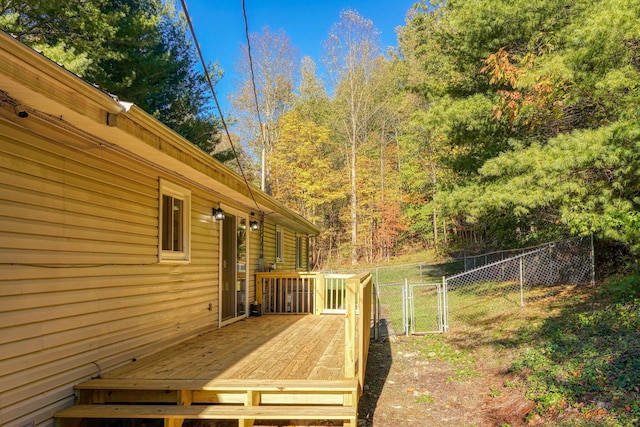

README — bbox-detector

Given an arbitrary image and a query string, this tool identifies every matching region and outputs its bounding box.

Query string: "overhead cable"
[179,0,261,213]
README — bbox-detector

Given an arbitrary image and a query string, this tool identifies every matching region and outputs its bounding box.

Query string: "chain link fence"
[322,237,594,337]
[443,236,594,332]
[376,283,406,336]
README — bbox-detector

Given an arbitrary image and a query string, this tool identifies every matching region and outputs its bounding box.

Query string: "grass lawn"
[397,273,640,426]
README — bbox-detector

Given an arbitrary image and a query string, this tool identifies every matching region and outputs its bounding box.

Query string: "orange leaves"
[481,48,524,87]
[481,48,561,127]
[584,408,608,419]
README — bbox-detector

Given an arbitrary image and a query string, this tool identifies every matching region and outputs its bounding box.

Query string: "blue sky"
[180,0,418,115]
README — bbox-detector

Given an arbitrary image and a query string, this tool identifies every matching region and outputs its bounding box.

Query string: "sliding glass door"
[220,213,248,325]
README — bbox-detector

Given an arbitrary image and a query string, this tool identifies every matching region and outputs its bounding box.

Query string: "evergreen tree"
[1,0,223,156]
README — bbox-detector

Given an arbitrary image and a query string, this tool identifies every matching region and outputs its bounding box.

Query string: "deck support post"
[246,389,260,406]
[164,418,184,427]
[178,390,192,405]
[344,277,356,378]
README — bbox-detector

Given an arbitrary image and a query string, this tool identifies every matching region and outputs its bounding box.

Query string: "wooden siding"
[0,33,317,427]
[0,110,229,427]
[259,222,307,271]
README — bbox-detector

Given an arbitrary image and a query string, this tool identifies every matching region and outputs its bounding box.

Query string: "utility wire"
[242,0,269,194]
[242,0,265,127]
[179,0,261,213]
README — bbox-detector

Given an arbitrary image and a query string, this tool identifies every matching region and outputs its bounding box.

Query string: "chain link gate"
[409,282,443,334]
[376,281,444,337]
[376,283,406,336]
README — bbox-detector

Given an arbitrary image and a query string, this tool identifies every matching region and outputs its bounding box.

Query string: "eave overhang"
[0,31,319,236]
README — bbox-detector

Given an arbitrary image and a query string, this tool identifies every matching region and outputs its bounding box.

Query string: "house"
[0,30,333,427]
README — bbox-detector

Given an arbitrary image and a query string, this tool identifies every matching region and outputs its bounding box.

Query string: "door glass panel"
[237,218,246,316]
[221,214,236,322]
[221,214,248,323]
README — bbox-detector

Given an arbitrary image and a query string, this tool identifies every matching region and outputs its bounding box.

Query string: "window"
[295,234,305,269]
[159,179,191,262]
[275,228,284,262]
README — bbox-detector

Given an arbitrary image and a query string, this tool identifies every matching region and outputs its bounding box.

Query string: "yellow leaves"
[270,110,346,218]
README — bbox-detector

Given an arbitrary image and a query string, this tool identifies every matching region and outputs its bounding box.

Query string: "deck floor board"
[102,314,346,382]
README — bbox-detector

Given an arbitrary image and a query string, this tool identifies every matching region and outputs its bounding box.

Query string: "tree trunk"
[431,162,438,246]
[351,134,358,265]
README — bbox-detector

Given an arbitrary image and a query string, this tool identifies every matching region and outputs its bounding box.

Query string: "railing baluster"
[255,272,359,315]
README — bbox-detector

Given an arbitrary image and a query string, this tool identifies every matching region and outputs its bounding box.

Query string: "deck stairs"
[54,377,359,427]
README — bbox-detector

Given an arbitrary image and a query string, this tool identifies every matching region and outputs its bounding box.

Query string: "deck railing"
[254,270,373,388]
[255,272,318,314]
[344,271,372,387]
[255,272,355,315]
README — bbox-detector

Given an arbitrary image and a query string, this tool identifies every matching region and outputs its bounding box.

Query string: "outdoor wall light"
[212,207,225,221]
[249,212,259,231]
[14,105,29,118]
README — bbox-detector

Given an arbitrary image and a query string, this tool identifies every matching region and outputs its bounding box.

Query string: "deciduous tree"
[230,27,298,193]
[323,10,382,264]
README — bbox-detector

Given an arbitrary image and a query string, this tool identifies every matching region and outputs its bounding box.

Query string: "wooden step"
[55,403,357,420]
[74,378,360,406]
[75,378,358,391]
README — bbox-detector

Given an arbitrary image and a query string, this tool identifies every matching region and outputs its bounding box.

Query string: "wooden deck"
[55,315,359,427]
[103,314,346,382]
[55,271,373,427]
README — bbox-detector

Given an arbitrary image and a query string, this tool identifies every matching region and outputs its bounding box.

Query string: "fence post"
[590,234,596,286]
[374,282,379,341]
[442,276,448,333]
[519,257,524,307]
[403,279,409,336]
[315,274,325,315]
[344,276,356,378]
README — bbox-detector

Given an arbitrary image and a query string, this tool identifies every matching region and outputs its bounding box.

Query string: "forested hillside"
[5,0,639,268]
[232,0,640,268]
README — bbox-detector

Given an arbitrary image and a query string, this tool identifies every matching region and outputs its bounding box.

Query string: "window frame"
[159,179,191,263]
[295,234,305,270]
[275,227,284,263]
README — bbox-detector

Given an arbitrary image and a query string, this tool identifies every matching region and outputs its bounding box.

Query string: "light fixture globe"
[212,207,225,221]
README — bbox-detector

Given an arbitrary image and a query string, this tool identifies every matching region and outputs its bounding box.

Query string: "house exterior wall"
[258,221,310,271]
[0,111,218,426]
[0,32,318,427]
[0,111,307,427]
[0,109,312,427]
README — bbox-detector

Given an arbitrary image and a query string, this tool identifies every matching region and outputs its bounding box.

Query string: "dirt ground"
[357,336,535,427]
